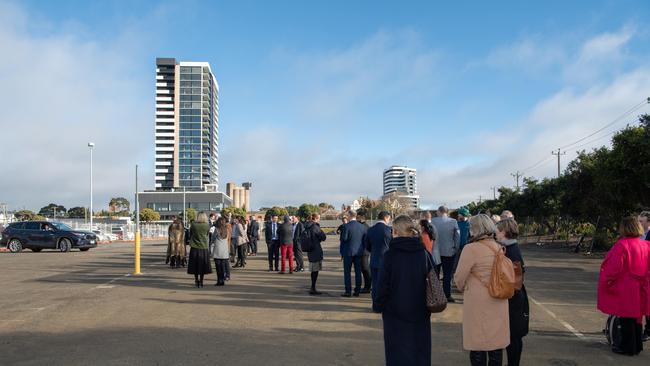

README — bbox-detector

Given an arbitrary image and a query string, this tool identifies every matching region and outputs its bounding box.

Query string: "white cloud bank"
[0,1,154,211]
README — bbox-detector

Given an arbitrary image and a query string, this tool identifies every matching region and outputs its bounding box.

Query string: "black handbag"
[425,251,447,313]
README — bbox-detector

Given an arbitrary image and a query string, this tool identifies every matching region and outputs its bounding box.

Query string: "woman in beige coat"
[454,214,510,366]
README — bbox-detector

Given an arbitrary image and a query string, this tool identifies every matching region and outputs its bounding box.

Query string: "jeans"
[343,255,362,294]
[214,258,227,284]
[441,255,455,298]
[371,267,381,304]
[236,245,247,266]
[280,243,294,273]
[248,237,258,254]
[267,240,279,270]
[470,350,502,366]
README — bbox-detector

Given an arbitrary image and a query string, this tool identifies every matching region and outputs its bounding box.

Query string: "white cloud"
[0,1,154,211]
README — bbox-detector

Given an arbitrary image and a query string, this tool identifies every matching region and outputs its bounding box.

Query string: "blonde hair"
[620,216,643,237]
[470,214,497,239]
[496,218,519,239]
[392,215,420,237]
[196,212,209,224]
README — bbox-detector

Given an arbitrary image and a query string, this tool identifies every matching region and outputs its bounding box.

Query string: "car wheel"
[79,248,90,252]
[31,248,42,252]
[7,239,23,253]
[59,238,72,252]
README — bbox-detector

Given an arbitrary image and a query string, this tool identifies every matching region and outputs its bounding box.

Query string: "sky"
[1,0,650,212]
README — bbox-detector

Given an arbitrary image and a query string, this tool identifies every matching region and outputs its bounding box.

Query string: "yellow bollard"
[134,231,141,275]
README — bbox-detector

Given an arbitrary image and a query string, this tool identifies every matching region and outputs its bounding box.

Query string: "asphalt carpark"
[0,237,648,366]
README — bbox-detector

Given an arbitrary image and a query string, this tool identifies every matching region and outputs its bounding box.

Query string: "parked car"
[0,221,98,253]
[92,229,116,242]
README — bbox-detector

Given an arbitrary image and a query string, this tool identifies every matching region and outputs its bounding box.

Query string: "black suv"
[0,221,98,253]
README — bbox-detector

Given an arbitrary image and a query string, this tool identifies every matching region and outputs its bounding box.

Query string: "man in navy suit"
[365,211,392,307]
[340,211,367,297]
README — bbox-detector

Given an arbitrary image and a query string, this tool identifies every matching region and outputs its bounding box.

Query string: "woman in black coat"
[375,215,431,366]
[496,218,530,366]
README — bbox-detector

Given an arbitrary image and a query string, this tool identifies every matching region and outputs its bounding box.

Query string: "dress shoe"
[309,290,322,295]
[341,293,352,297]
[353,292,360,297]
[447,296,456,303]
[360,288,371,294]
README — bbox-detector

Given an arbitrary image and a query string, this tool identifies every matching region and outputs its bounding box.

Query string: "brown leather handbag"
[425,252,447,313]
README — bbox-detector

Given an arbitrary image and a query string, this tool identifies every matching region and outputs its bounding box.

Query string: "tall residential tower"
[383,165,420,208]
[155,58,220,191]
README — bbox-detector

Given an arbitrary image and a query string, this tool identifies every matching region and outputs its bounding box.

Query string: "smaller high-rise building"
[383,166,419,208]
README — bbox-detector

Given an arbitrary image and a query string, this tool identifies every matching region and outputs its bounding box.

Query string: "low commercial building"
[138,187,232,221]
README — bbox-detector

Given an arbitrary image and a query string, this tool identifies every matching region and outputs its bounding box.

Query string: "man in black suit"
[292,216,305,272]
[357,214,371,294]
[247,215,260,256]
[365,211,392,307]
[264,215,280,271]
[340,211,367,297]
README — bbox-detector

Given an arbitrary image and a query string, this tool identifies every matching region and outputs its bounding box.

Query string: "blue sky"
[2,0,650,211]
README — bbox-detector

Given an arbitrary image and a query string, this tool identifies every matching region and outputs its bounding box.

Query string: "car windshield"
[51,222,73,231]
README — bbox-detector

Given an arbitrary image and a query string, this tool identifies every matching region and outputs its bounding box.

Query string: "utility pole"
[478,195,483,204]
[490,186,497,200]
[551,148,567,178]
[511,171,522,191]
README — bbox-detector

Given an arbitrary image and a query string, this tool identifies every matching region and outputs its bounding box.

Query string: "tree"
[297,204,320,220]
[68,207,87,219]
[109,197,130,212]
[178,208,197,223]
[318,202,334,211]
[139,208,161,222]
[38,203,66,218]
[14,210,36,221]
[285,206,299,216]
[264,206,288,221]
[222,206,247,218]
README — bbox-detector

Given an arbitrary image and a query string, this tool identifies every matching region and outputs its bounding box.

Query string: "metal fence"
[56,220,168,241]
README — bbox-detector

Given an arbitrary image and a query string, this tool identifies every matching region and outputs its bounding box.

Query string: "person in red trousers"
[278,215,294,274]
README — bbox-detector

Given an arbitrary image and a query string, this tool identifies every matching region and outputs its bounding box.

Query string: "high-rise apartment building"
[140,58,230,220]
[155,58,220,191]
[383,166,420,208]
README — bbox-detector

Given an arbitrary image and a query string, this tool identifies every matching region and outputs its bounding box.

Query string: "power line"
[521,156,554,174]
[558,98,649,150]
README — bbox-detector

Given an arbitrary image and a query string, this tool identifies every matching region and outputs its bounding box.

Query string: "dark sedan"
[0,221,98,253]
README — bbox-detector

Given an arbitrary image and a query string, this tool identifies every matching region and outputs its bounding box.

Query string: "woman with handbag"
[375,215,431,366]
[454,214,510,366]
[495,218,529,366]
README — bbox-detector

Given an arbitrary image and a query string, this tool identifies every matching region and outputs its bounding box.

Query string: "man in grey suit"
[431,206,460,302]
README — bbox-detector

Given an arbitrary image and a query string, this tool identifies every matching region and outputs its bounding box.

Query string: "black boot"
[170,256,176,268]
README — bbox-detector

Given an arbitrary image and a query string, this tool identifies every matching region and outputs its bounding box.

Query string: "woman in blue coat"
[375,215,431,366]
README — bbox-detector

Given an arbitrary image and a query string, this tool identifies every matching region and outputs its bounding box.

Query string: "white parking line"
[529,295,586,340]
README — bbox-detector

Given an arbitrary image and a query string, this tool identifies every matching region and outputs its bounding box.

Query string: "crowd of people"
[163,206,650,365]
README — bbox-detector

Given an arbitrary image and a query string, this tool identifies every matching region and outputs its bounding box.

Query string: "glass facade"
[177,65,219,190]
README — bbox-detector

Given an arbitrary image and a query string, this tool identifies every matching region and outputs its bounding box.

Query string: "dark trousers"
[249,237,258,254]
[293,241,304,270]
[506,337,523,366]
[645,316,650,335]
[225,259,231,278]
[441,256,455,298]
[470,350,502,366]
[371,267,381,304]
[267,240,279,270]
[618,317,643,355]
[214,258,227,284]
[343,255,362,294]
[236,245,247,266]
[361,253,371,290]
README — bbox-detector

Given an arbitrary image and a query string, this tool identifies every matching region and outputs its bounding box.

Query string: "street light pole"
[134,164,141,275]
[88,142,95,230]
[183,186,186,227]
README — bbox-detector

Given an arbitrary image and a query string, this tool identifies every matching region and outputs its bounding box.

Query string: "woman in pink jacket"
[597,216,650,356]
